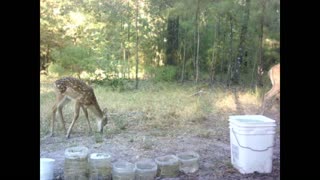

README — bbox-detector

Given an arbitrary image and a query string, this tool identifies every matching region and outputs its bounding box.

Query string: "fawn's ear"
[102,108,108,114]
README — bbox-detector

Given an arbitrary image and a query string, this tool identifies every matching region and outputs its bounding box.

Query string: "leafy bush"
[51,45,96,75]
[151,65,177,82]
[48,63,68,76]
[109,78,126,91]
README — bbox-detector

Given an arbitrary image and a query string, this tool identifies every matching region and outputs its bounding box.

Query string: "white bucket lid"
[89,153,112,160]
[155,155,179,166]
[40,158,55,163]
[113,160,136,173]
[229,115,276,127]
[65,146,89,160]
[135,159,157,173]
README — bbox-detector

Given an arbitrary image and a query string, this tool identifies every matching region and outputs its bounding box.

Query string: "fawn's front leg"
[51,94,69,136]
[81,105,92,135]
[66,101,81,138]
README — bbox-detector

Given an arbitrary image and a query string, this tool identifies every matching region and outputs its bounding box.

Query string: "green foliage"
[264,48,280,65]
[108,78,127,92]
[150,66,177,82]
[52,45,96,75]
[92,78,134,92]
[41,0,280,86]
[48,63,68,76]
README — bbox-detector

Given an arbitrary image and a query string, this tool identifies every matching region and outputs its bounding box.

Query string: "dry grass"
[40,77,264,138]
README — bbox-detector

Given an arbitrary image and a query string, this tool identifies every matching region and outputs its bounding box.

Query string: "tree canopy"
[41,0,280,87]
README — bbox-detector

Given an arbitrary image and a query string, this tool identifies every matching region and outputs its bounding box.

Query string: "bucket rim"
[229,115,275,121]
[229,122,276,128]
[112,160,136,173]
[40,158,55,162]
[89,152,112,160]
[229,115,276,127]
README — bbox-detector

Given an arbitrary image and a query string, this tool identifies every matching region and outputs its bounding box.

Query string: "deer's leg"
[57,96,70,134]
[81,105,92,134]
[264,86,280,102]
[260,86,280,114]
[275,92,280,101]
[51,94,67,136]
[66,101,81,138]
[51,103,58,137]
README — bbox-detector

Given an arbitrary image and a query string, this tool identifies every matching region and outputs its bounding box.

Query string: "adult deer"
[260,63,280,114]
[50,77,108,138]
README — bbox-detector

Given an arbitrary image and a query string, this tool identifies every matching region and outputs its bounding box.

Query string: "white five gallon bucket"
[229,115,276,174]
[40,158,55,180]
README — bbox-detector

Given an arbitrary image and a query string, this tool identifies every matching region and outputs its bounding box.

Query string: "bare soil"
[40,105,280,180]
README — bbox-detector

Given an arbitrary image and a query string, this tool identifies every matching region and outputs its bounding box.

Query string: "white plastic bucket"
[135,159,158,180]
[40,158,55,180]
[88,153,112,180]
[112,160,136,180]
[155,155,179,178]
[229,115,276,174]
[176,151,200,173]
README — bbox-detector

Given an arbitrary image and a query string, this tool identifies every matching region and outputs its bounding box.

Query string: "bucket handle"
[231,128,275,152]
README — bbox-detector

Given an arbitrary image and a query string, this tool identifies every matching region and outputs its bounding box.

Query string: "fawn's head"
[97,108,109,133]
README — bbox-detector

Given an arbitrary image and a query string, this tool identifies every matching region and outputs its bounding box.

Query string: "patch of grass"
[40,90,55,136]
[40,77,269,138]
[213,91,237,112]
[105,128,121,138]
[196,130,212,139]
[112,115,129,130]
[149,129,167,137]
[141,136,154,150]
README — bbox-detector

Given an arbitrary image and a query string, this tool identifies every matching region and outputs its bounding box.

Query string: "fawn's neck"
[88,103,103,119]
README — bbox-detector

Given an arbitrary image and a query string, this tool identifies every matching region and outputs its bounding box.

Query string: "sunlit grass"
[214,90,237,112]
[40,78,265,138]
[240,92,261,104]
[40,83,55,94]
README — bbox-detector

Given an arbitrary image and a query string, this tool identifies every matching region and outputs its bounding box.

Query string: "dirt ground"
[40,81,280,180]
[40,104,280,180]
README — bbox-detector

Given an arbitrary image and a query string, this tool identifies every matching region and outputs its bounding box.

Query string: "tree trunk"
[196,22,200,83]
[124,0,131,78]
[195,0,200,83]
[210,20,218,85]
[227,14,234,86]
[127,20,131,78]
[40,45,50,72]
[251,50,258,89]
[193,29,196,78]
[210,47,215,84]
[180,43,186,82]
[166,16,179,65]
[231,0,251,84]
[135,0,139,89]
[257,0,267,87]
[122,42,126,78]
[119,17,123,78]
